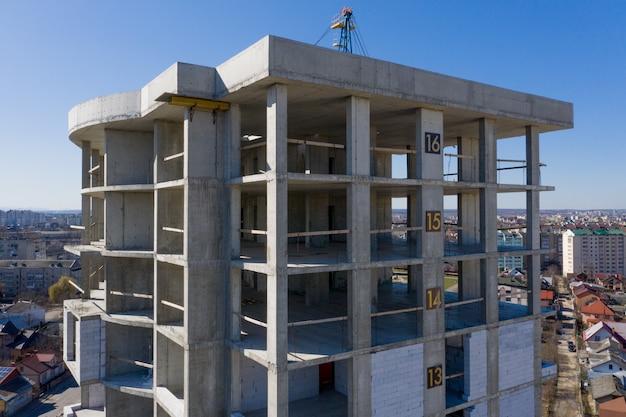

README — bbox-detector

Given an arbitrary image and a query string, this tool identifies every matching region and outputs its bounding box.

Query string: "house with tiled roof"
[574,283,610,310]
[16,348,65,395]
[6,329,43,361]
[591,374,622,406]
[599,396,626,417]
[596,274,625,292]
[589,352,626,377]
[541,289,555,309]
[582,299,616,325]
[0,367,33,416]
[1,301,45,328]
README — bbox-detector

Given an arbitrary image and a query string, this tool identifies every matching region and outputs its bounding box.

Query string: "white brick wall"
[371,344,423,417]
[239,357,320,413]
[77,317,104,382]
[499,322,534,391]
[464,401,488,417]
[463,330,487,401]
[499,386,534,417]
[240,357,267,412]
[288,365,319,400]
[63,309,75,362]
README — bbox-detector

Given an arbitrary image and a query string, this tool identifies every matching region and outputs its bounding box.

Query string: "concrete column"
[265,84,289,417]
[346,96,372,417]
[457,136,481,300]
[478,118,499,417]
[228,105,242,413]
[415,108,445,416]
[81,142,93,246]
[182,107,228,416]
[92,149,105,242]
[525,125,543,415]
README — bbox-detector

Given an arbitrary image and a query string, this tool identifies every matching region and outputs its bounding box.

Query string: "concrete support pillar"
[457,136,481,300]
[346,96,372,417]
[181,107,228,416]
[265,84,289,417]
[92,148,104,242]
[478,118,499,417]
[525,125,543,415]
[228,105,242,413]
[414,108,445,416]
[81,142,92,245]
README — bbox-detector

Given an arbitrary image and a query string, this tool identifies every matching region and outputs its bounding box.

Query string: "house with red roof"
[574,284,610,309]
[581,299,616,325]
[16,349,65,395]
[541,289,555,309]
[599,396,626,417]
[596,274,625,292]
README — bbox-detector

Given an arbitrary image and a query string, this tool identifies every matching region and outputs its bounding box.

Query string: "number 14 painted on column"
[425,132,441,154]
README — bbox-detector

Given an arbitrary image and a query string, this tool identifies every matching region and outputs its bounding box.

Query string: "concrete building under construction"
[63,35,573,417]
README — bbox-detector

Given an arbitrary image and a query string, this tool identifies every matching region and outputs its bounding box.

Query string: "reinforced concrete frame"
[63,36,572,417]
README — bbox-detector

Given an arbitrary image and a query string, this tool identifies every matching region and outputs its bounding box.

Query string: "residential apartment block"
[497,231,524,270]
[63,36,573,417]
[0,260,79,299]
[0,239,45,260]
[562,229,626,277]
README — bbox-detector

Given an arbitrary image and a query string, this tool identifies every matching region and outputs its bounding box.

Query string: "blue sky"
[0,1,624,210]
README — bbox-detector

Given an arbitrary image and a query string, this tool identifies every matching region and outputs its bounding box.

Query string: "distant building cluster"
[0,260,80,299]
[0,209,81,228]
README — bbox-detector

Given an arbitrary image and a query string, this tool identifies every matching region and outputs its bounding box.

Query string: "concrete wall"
[370,344,424,417]
[77,317,105,383]
[106,387,152,416]
[239,357,319,413]
[105,257,153,313]
[499,321,534,391]
[335,359,348,396]
[88,383,105,408]
[106,322,152,377]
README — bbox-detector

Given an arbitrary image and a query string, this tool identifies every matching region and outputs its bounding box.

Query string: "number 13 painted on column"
[425,132,441,154]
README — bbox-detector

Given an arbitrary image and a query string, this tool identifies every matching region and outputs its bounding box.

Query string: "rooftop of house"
[598,396,626,415]
[581,299,615,317]
[4,301,44,315]
[590,374,621,401]
[0,374,32,401]
[570,229,626,236]
[18,354,49,374]
[584,321,626,345]
[540,290,555,301]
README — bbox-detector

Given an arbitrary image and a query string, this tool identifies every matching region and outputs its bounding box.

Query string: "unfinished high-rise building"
[63,36,573,417]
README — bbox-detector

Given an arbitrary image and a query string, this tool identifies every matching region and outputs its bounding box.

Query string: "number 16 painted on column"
[425,132,441,154]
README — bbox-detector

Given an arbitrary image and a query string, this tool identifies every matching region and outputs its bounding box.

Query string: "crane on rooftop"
[315,7,368,56]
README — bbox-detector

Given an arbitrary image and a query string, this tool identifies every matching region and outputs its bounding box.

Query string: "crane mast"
[331,7,355,53]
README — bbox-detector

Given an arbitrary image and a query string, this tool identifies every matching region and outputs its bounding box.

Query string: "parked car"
[568,341,576,352]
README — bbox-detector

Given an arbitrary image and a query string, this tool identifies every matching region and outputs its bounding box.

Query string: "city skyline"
[1,1,624,210]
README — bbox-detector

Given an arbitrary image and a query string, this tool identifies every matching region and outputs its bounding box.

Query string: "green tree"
[48,276,77,303]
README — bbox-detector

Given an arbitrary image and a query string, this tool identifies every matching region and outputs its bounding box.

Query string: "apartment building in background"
[497,231,524,271]
[562,229,626,277]
[62,36,573,417]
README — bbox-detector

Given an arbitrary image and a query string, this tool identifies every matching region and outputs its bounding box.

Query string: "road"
[552,293,583,416]
[14,375,80,417]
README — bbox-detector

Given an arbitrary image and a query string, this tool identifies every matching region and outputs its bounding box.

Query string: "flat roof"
[69,35,573,151]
